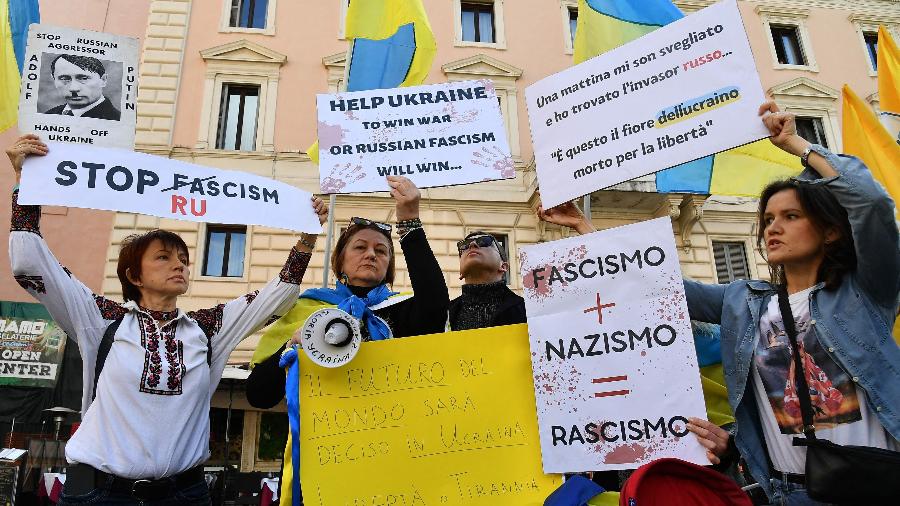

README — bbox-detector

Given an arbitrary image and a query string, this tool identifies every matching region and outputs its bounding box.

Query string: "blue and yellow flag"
[1,0,39,132]
[307,0,435,163]
[573,0,799,196]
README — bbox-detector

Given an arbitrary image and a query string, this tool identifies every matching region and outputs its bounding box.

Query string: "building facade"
[4,0,896,472]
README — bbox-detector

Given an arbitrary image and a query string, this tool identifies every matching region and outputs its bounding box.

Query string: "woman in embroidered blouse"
[6,134,328,505]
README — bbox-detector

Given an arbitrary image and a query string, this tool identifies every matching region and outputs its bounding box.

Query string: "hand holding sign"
[387,175,421,221]
[17,140,323,233]
[6,134,49,184]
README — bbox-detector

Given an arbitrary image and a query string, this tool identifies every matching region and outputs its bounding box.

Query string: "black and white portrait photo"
[38,53,123,121]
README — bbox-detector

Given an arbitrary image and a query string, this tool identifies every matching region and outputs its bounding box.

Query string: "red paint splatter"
[604,443,648,464]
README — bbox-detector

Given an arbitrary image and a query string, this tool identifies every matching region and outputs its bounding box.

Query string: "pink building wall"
[0,0,152,302]
[171,1,880,155]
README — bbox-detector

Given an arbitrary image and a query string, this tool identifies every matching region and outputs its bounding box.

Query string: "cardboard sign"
[519,218,708,473]
[0,317,66,388]
[18,24,139,149]
[316,79,514,193]
[298,324,561,505]
[18,142,322,233]
[525,0,768,208]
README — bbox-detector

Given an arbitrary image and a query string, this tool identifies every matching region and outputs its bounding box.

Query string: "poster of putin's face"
[40,54,122,120]
[18,24,139,149]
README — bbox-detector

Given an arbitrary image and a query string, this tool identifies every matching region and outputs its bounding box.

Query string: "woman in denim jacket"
[538,102,900,505]
[683,102,900,504]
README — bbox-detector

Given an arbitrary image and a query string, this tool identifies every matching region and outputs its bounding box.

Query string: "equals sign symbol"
[592,375,629,398]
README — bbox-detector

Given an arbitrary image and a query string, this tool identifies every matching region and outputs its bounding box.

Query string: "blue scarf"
[300,282,398,341]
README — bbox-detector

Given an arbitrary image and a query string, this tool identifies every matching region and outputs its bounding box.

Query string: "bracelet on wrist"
[298,234,316,250]
[396,218,423,236]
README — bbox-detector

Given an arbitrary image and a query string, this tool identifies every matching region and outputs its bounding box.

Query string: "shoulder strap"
[93,316,123,400]
[775,287,817,440]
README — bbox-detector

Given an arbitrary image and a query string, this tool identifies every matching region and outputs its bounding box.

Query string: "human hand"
[687,417,731,465]
[6,135,48,184]
[387,175,420,221]
[311,196,328,226]
[759,101,808,157]
[536,199,596,235]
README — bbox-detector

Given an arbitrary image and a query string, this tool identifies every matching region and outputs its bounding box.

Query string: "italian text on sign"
[519,218,708,473]
[525,0,768,208]
[298,325,561,505]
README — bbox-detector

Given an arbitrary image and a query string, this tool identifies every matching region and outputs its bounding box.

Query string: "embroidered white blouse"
[9,190,310,479]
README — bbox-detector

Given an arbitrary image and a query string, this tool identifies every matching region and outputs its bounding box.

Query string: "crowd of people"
[5,100,899,505]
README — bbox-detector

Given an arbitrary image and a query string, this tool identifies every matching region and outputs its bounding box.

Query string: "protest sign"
[519,218,707,473]
[316,79,514,193]
[0,317,66,388]
[298,324,561,505]
[18,142,322,233]
[18,24,139,149]
[525,0,768,208]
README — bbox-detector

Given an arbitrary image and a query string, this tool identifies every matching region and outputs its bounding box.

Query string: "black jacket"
[246,227,449,409]
[448,284,526,330]
[44,97,121,120]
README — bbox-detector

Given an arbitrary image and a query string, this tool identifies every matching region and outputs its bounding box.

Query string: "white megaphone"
[295,308,363,368]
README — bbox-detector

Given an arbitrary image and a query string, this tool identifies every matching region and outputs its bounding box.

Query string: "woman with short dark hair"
[7,134,328,505]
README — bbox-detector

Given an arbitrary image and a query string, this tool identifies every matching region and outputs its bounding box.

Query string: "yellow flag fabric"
[878,26,900,114]
[709,139,803,197]
[1,0,19,133]
[842,85,900,209]
[877,26,900,144]
[700,364,735,426]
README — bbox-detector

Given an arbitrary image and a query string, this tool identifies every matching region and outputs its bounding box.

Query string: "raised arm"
[387,176,449,335]
[761,101,900,308]
[7,136,111,345]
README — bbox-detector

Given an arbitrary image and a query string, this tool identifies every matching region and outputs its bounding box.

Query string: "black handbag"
[776,288,900,504]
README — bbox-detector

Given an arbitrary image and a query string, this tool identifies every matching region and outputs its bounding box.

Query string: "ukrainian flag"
[308,0,435,162]
[1,1,39,132]
[573,0,799,196]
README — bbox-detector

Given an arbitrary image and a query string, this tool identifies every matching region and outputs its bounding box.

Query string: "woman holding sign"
[538,102,900,504]
[7,134,328,505]
[246,176,448,505]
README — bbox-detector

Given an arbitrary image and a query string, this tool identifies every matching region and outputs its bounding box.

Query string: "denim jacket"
[683,144,900,500]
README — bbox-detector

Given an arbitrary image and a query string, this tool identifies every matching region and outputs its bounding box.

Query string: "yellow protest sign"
[298,323,562,505]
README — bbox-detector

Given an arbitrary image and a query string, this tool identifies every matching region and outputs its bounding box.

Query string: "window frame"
[453,0,506,49]
[560,0,578,55]
[202,224,250,278]
[756,6,818,72]
[197,41,286,154]
[850,16,900,78]
[769,24,807,66]
[795,116,830,150]
[220,0,277,35]
[711,240,750,284]
[216,83,261,152]
[769,77,840,152]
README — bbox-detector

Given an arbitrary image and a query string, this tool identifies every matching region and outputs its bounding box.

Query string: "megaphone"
[295,308,363,368]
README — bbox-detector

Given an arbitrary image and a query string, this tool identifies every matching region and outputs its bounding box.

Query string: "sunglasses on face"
[349,217,392,234]
[457,235,499,256]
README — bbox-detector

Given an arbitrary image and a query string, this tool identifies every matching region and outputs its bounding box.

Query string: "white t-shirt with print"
[751,286,899,474]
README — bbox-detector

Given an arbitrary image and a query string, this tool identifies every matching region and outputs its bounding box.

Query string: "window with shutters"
[712,241,749,284]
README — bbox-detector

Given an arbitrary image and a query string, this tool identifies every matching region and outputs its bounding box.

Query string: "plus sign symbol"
[583,292,616,324]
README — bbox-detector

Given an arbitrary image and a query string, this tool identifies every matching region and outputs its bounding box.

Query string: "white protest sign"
[18,24,139,149]
[19,142,322,233]
[519,217,707,473]
[525,0,768,208]
[316,79,514,193]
